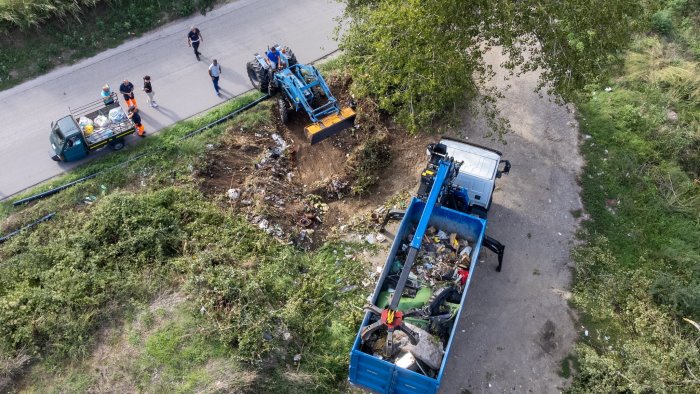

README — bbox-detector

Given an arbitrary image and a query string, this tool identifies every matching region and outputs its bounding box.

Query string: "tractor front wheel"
[278,98,289,124]
[246,60,269,93]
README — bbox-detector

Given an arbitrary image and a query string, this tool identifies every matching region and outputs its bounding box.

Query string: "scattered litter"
[84,195,97,205]
[283,332,292,341]
[366,234,377,245]
[326,176,349,199]
[666,110,678,122]
[293,354,302,363]
[226,188,240,201]
[376,233,387,243]
[270,133,288,156]
[340,285,357,293]
[584,330,589,337]
[604,87,613,92]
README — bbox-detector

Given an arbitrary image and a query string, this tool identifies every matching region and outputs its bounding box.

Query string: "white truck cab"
[440,137,511,215]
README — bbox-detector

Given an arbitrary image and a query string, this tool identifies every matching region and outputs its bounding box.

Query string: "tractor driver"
[266,46,286,70]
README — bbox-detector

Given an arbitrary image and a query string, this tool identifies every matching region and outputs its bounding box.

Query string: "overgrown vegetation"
[338,0,646,132]
[0,92,370,392]
[569,1,700,391]
[0,0,218,90]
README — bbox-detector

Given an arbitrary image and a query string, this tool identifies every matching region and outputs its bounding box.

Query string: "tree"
[338,0,647,132]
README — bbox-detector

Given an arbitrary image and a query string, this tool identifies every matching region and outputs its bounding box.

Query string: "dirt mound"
[197,77,434,248]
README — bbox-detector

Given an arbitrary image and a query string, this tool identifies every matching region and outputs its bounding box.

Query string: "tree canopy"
[338,0,647,131]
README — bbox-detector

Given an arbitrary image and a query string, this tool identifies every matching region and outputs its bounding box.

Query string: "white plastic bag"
[78,116,93,129]
[108,107,127,123]
[94,115,111,128]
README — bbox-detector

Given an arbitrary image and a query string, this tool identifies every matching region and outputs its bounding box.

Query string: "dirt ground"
[198,93,435,248]
[437,50,583,393]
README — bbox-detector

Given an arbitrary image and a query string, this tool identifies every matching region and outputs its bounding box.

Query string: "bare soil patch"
[197,78,434,248]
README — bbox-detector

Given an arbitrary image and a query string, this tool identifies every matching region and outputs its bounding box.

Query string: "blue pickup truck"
[50,93,135,162]
[348,138,510,394]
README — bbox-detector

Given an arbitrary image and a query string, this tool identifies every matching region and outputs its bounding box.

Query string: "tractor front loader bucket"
[304,106,356,145]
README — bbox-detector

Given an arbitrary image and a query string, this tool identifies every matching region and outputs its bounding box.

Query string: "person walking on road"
[142,75,157,108]
[209,59,222,96]
[119,79,137,108]
[128,105,145,137]
[187,26,203,61]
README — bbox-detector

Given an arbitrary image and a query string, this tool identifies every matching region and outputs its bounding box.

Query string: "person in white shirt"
[208,59,222,96]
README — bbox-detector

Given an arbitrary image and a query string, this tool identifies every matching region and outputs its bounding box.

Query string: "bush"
[651,10,674,35]
[0,187,206,359]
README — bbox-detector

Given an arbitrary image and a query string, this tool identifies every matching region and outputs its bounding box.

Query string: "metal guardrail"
[0,212,56,244]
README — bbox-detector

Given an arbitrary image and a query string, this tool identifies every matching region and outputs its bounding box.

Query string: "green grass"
[0,0,219,91]
[0,87,369,392]
[568,5,700,390]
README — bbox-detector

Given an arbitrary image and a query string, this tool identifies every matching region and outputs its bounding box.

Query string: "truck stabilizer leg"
[380,209,406,230]
[483,235,505,272]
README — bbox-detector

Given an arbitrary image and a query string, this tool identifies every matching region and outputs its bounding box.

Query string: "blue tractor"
[246,45,356,144]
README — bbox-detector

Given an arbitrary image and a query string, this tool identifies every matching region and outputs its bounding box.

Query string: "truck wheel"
[278,98,289,124]
[284,47,298,67]
[247,60,269,93]
[470,205,488,219]
[111,139,125,151]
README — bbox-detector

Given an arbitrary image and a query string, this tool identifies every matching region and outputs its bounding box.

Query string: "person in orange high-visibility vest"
[128,106,145,137]
[120,79,137,108]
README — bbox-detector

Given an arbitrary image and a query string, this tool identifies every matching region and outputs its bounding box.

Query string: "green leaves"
[339,0,646,131]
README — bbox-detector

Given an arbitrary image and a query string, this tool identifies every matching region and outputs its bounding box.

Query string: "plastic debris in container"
[358,224,473,378]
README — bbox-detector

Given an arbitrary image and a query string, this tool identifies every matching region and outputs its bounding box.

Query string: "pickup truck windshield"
[52,124,65,143]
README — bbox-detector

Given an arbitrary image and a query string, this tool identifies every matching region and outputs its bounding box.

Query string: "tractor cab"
[50,116,87,162]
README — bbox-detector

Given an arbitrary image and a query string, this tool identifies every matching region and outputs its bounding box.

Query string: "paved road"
[0,0,343,200]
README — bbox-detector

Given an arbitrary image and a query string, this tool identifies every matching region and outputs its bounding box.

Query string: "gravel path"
[440,49,584,393]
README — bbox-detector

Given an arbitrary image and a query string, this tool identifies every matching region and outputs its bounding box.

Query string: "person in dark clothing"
[128,105,145,137]
[142,75,157,107]
[119,79,137,108]
[187,26,203,61]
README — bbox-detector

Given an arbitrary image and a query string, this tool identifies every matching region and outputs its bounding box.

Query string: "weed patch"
[570,6,700,390]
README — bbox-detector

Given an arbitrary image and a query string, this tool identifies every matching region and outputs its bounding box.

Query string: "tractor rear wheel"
[246,60,269,93]
[284,47,298,67]
[278,98,289,124]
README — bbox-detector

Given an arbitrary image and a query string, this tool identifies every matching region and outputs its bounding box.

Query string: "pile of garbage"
[360,226,473,377]
[412,227,472,288]
[77,107,129,145]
